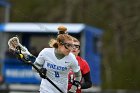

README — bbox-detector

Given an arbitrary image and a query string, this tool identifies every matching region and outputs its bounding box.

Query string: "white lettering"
[6,69,40,79]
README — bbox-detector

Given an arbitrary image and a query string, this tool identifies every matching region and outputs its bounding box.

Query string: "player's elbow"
[87,81,92,88]
[81,81,92,89]
[86,81,92,88]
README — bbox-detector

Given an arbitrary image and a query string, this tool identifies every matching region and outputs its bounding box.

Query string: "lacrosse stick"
[8,36,64,93]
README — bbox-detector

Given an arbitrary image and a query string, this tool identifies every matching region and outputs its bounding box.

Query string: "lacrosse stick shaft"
[18,53,64,93]
[30,62,64,93]
[8,37,63,92]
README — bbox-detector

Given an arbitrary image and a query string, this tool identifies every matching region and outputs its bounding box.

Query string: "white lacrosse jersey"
[35,48,80,93]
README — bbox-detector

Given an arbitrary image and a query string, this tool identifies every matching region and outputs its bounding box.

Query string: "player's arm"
[32,54,44,71]
[8,36,34,61]
[73,70,82,87]
[81,72,92,89]
[8,36,47,78]
[32,49,47,79]
[80,58,92,89]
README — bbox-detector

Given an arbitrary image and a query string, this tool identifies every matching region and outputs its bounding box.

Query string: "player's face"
[59,40,74,55]
[72,41,80,56]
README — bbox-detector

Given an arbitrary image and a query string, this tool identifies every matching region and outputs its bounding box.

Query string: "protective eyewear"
[62,42,74,50]
[73,44,80,49]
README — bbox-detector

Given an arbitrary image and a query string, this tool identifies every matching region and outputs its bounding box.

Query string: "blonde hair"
[49,25,73,48]
[72,37,80,44]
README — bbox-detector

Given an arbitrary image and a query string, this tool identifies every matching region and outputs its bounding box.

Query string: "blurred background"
[0,0,140,93]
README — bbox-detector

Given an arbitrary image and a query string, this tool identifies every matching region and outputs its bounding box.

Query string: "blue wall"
[84,26,103,86]
[2,58,41,84]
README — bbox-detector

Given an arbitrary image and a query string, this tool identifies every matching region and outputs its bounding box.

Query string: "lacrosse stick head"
[8,36,20,51]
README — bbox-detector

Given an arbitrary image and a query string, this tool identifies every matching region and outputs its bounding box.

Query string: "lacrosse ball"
[19,54,24,59]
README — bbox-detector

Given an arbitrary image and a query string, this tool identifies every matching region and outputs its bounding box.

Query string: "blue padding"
[0,24,5,32]
[2,58,41,84]
[85,25,103,36]
[84,26,103,86]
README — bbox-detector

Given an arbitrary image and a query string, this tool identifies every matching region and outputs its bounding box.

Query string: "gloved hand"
[39,68,47,79]
[18,45,31,56]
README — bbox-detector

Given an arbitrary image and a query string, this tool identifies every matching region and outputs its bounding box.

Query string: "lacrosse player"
[8,26,82,93]
[68,37,92,93]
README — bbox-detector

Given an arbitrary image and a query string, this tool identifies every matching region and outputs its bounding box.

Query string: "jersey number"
[54,71,60,77]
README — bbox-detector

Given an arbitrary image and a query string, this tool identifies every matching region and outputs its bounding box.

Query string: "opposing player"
[8,26,82,93]
[68,37,92,93]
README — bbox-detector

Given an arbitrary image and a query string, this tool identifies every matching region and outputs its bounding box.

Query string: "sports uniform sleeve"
[70,53,80,73]
[70,55,81,82]
[32,49,45,71]
[82,59,90,74]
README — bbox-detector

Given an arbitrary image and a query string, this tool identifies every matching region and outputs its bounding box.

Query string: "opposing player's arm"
[81,59,92,89]
[81,72,92,89]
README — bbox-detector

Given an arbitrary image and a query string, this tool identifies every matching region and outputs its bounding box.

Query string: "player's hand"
[39,68,47,79]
